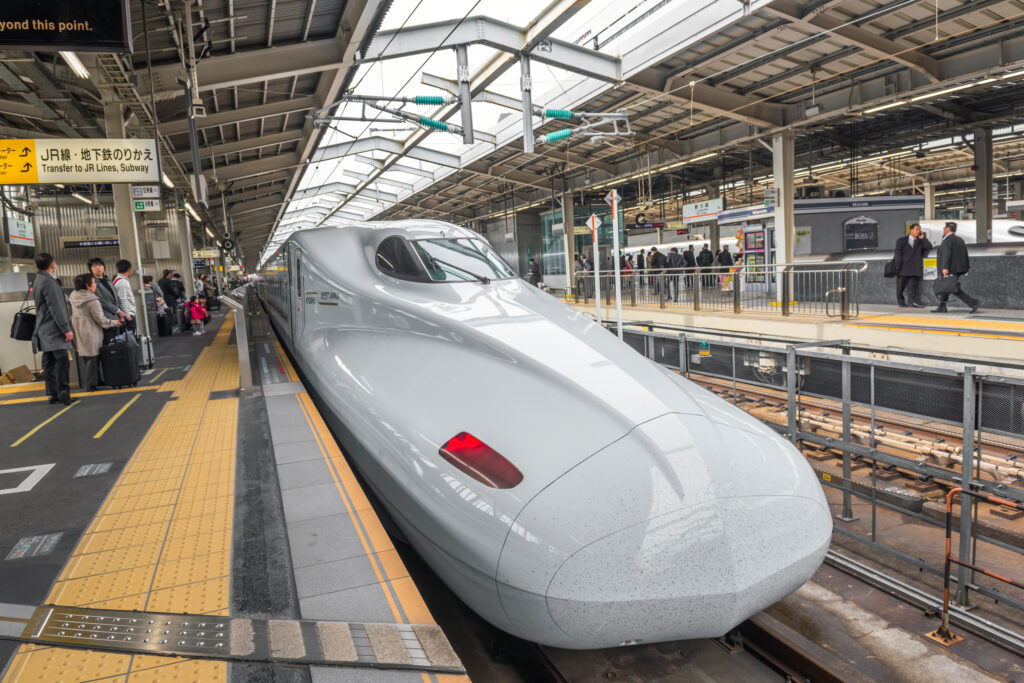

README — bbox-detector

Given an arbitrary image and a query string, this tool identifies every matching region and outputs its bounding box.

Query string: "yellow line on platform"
[10,401,77,447]
[0,382,44,395]
[147,368,168,384]
[93,394,141,439]
[0,385,160,406]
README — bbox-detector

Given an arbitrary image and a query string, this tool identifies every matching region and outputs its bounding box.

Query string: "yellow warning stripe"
[93,394,142,439]
[0,385,160,406]
[2,316,239,683]
[9,401,77,447]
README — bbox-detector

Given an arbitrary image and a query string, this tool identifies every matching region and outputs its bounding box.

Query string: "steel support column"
[520,54,534,154]
[103,96,151,339]
[974,128,993,245]
[956,367,977,607]
[772,131,794,304]
[923,182,935,221]
[456,45,475,146]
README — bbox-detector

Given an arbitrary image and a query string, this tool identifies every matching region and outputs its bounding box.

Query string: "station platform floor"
[0,308,465,682]
[569,300,1024,362]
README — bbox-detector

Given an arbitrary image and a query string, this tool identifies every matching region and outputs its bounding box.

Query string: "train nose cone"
[496,412,831,649]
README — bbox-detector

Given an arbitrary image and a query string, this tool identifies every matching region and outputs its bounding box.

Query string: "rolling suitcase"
[157,310,174,337]
[100,333,142,388]
[206,296,221,311]
[138,335,155,370]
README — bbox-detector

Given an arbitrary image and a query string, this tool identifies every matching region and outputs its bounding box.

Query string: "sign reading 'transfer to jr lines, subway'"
[0,138,159,185]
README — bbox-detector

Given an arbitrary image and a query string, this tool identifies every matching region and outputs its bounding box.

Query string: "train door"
[291,248,304,341]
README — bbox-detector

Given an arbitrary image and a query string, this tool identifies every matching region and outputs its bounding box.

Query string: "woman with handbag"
[69,272,121,391]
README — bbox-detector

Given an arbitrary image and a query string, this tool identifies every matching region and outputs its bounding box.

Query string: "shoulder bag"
[884,259,897,278]
[10,287,36,341]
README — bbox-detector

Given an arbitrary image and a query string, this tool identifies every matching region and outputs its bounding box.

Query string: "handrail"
[927,487,1024,646]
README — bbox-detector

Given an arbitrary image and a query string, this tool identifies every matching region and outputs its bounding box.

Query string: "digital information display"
[0,0,132,52]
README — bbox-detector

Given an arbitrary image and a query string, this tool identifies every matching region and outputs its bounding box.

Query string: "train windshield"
[411,238,515,282]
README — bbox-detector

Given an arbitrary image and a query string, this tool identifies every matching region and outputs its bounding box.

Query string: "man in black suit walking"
[893,223,932,308]
[933,221,979,313]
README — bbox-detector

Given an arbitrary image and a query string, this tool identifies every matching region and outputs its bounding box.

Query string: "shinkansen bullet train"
[257,220,832,649]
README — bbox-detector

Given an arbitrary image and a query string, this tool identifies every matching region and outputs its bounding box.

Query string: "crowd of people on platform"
[570,242,738,299]
[28,252,222,405]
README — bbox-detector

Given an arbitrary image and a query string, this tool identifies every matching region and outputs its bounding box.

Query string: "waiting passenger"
[683,244,697,288]
[697,244,714,288]
[87,257,124,332]
[892,223,932,308]
[32,252,75,405]
[112,259,136,333]
[186,296,207,335]
[528,258,541,287]
[167,272,187,303]
[667,247,684,301]
[69,273,121,391]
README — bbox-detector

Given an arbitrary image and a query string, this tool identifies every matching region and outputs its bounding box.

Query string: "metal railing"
[573,261,867,319]
[609,321,1024,644]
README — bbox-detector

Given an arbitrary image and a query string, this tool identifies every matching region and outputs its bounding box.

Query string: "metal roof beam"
[630,68,786,128]
[160,96,318,136]
[174,130,305,164]
[362,16,621,82]
[214,152,302,182]
[343,169,415,190]
[140,39,346,100]
[312,136,461,168]
[292,182,358,200]
[231,194,288,215]
[762,0,941,81]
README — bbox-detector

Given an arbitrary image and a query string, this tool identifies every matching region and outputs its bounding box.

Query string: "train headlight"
[439,433,523,489]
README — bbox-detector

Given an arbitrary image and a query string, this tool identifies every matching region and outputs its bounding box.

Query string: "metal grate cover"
[18,605,464,674]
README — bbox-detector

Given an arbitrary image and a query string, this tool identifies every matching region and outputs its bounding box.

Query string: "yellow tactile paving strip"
[3,317,240,683]
[848,314,1024,340]
[272,345,468,683]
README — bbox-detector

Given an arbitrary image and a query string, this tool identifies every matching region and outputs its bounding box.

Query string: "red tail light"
[439,432,523,489]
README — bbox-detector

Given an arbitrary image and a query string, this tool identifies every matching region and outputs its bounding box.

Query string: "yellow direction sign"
[0,138,158,185]
[0,140,38,184]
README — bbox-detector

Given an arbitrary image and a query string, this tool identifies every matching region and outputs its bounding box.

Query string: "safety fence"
[613,321,1024,645]
[573,261,867,319]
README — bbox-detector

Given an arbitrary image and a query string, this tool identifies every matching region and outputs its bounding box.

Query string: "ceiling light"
[205,227,215,238]
[71,192,93,205]
[162,172,174,189]
[690,152,718,162]
[910,83,974,102]
[863,100,907,114]
[1001,68,1024,79]
[59,52,90,79]
[184,201,201,222]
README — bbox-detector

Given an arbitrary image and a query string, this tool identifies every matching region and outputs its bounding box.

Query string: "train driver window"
[375,235,427,280]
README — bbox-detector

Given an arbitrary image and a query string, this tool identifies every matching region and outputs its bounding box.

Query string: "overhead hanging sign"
[0,138,158,185]
[6,216,34,246]
[0,0,133,52]
[682,197,724,225]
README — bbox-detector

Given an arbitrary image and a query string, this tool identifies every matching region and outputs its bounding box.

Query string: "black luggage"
[100,334,142,388]
[178,304,190,334]
[206,296,221,311]
[157,310,174,336]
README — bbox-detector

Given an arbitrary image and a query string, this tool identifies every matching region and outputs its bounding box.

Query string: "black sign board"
[843,216,879,251]
[632,222,665,230]
[0,0,132,52]
[64,238,120,248]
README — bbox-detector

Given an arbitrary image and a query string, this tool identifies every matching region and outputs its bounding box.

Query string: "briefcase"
[9,290,35,341]
[933,275,958,296]
[883,260,897,278]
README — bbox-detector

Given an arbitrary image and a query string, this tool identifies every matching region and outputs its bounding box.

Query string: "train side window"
[375,235,426,280]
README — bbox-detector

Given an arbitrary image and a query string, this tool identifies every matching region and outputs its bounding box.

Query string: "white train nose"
[496,412,831,649]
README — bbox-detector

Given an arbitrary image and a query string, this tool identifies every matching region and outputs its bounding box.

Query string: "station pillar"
[922,182,935,221]
[562,191,576,296]
[103,95,151,338]
[772,131,795,303]
[974,127,993,244]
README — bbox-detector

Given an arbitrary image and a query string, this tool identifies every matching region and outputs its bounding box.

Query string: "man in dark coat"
[696,244,714,288]
[717,245,734,268]
[88,257,124,324]
[682,244,697,288]
[527,258,541,287]
[933,221,979,313]
[649,247,667,294]
[158,269,175,303]
[893,223,933,308]
[32,252,76,405]
[666,247,684,301]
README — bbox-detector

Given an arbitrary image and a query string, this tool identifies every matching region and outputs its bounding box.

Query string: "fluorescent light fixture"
[162,172,174,189]
[59,51,90,79]
[976,77,996,85]
[1001,68,1024,79]
[863,100,907,114]
[910,83,974,102]
[205,227,215,238]
[689,152,718,162]
[184,201,201,222]
[71,192,93,205]
[55,183,65,189]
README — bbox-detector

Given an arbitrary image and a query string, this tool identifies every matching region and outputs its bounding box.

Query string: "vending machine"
[741,223,774,283]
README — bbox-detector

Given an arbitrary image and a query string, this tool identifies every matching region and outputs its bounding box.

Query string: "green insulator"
[545,109,573,119]
[414,95,446,106]
[418,116,450,132]
[543,128,573,143]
